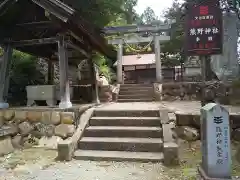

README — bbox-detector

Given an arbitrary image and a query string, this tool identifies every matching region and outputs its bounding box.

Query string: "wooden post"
[57,36,72,109]
[117,43,123,84]
[47,60,54,84]
[0,44,12,108]
[201,56,207,83]
[94,64,100,104]
[89,56,100,104]
[154,36,162,82]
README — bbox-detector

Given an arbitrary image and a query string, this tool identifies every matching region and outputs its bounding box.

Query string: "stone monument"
[199,103,232,179]
[211,12,239,82]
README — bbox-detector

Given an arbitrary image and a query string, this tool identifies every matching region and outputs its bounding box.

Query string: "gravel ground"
[1,161,172,180]
[0,141,240,180]
[0,148,172,180]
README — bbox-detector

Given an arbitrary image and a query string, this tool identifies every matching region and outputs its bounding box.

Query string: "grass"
[162,140,240,179]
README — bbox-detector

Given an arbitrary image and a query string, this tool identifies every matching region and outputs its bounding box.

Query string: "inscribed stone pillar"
[0,44,12,109]
[57,36,72,109]
[199,103,231,179]
[154,36,162,82]
[117,43,123,84]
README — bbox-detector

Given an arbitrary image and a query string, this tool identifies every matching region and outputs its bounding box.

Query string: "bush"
[93,53,116,83]
[7,51,46,106]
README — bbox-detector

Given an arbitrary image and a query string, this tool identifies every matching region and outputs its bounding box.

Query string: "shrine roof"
[0,0,116,60]
[114,54,155,66]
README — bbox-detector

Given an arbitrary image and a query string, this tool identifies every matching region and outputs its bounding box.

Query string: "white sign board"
[200,103,231,179]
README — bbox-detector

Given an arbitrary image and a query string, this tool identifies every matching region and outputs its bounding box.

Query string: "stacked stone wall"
[0,109,76,156]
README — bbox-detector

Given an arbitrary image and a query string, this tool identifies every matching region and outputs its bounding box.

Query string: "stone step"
[84,126,163,138]
[120,84,153,88]
[118,98,154,102]
[74,150,164,162]
[118,94,153,99]
[119,89,151,95]
[120,86,153,91]
[93,109,159,117]
[79,137,163,152]
[90,117,160,127]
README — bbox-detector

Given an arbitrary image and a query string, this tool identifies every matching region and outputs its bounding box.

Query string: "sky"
[135,0,175,18]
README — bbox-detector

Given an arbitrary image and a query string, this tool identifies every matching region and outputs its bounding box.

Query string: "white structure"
[199,103,232,179]
[184,56,201,77]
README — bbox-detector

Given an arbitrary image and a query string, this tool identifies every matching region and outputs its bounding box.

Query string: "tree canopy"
[141,7,158,24]
[161,0,185,64]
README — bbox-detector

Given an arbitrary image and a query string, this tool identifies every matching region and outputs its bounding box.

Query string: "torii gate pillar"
[117,43,123,84]
[154,36,162,83]
[109,35,170,84]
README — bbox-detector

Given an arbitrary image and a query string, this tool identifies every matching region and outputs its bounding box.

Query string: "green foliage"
[140,7,158,24]
[161,53,181,67]
[93,53,116,83]
[161,0,186,65]
[65,0,139,27]
[8,50,45,105]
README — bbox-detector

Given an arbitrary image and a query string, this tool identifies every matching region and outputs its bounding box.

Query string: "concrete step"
[93,109,159,117]
[90,117,160,127]
[118,98,154,102]
[79,137,163,152]
[74,150,164,162]
[84,126,163,138]
[118,94,153,99]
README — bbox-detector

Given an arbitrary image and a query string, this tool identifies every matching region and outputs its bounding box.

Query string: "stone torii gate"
[104,23,174,83]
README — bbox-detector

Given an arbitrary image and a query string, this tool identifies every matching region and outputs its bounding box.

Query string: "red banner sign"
[185,0,223,56]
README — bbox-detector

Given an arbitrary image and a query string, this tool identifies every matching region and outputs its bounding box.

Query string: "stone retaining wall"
[154,82,240,105]
[0,105,93,156]
[175,112,240,142]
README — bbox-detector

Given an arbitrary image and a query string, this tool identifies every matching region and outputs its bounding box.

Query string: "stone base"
[163,142,179,166]
[198,166,232,180]
[0,102,9,109]
[58,108,94,161]
[95,98,100,105]
[0,137,14,156]
[59,101,72,109]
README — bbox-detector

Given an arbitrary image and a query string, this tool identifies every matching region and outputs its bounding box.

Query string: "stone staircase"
[74,109,164,162]
[118,84,154,102]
